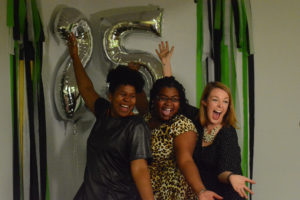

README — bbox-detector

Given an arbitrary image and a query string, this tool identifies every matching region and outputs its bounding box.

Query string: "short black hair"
[149,76,188,113]
[106,65,144,94]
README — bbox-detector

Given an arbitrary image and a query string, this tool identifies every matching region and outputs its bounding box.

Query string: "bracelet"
[227,172,234,184]
[197,188,207,196]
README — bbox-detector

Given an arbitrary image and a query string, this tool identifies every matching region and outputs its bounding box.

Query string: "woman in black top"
[155,41,255,200]
[68,34,154,200]
[191,82,255,200]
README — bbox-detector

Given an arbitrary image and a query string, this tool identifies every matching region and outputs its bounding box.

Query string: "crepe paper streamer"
[196,1,255,198]
[239,0,249,186]
[7,0,49,199]
[196,0,204,107]
[18,0,26,35]
[7,0,14,27]
[30,0,48,199]
[23,43,39,200]
[248,54,255,198]
[230,13,237,105]
[19,53,25,200]
[11,49,21,200]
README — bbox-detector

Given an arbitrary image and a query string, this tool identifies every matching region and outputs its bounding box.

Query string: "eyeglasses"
[156,96,180,103]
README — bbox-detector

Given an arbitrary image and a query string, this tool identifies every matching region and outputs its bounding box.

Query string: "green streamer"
[238,0,245,48]
[31,0,43,43]
[7,0,14,27]
[46,173,50,200]
[240,0,249,180]
[196,0,204,107]
[19,0,26,35]
[214,0,222,30]
[242,49,249,179]
[230,13,237,105]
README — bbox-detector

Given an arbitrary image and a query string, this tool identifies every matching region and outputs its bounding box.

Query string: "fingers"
[165,41,169,50]
[67,33,77,46]
[158,41,163,52]
[155,49,160,57]
[241,188,248,199]
[68,33,74,42]
[213,193,223,199]
[169,46,174,56]
[243,186,254,195]
[246,178,256,184]
[161,41,165,50]
[236,186,254,199]
[128,62,141,71]
[158,41,171,51]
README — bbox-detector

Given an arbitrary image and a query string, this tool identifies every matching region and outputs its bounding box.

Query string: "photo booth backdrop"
[4,1,255,199]
[1,0,300,200]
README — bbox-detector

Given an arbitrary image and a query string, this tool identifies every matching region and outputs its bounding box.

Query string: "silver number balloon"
[102,6,164,95]
[53,7,93,121]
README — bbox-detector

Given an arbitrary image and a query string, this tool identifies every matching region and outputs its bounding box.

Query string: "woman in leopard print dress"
[143,76,222,200]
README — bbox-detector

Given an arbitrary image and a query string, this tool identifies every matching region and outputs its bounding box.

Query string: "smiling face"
[154,87,180,121]
[202,88,229,127]
[109,84,136,118]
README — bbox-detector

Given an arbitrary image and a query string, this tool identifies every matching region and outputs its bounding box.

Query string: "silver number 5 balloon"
[52,7,93,121]
[103,6,164,95]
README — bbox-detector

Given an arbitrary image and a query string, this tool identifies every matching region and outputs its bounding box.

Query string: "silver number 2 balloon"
[53,7,93,121]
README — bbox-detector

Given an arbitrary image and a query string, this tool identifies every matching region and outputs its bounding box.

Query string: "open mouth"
[212,110,221,120]
[120,104,130,112]
[161,108,172,117]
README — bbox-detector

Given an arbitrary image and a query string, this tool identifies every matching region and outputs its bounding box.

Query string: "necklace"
[203,126,220,143]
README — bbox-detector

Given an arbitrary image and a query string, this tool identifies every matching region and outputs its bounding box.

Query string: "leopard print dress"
[144,113,198,200]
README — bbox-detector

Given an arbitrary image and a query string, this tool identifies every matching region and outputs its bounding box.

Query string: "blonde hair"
[199,82,238,128]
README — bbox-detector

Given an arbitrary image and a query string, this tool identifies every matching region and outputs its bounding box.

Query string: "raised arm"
[155,41,174,77]
[68,33,99,113]
[174,131,223,200]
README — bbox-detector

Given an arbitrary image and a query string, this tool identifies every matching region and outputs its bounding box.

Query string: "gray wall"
[0,0,13,198]
[252,0,300,199]
[0,0,299,199]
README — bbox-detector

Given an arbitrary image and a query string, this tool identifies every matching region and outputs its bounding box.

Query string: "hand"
[155,41,174,66]
[67,33,78,59]
[229,174,256,199]
[155,41,174,77]
[128,62,143,71]
[198,190,223,200]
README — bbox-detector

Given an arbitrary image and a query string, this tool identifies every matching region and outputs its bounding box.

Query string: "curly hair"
[106,65,144,94]
[149,76,188,114]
